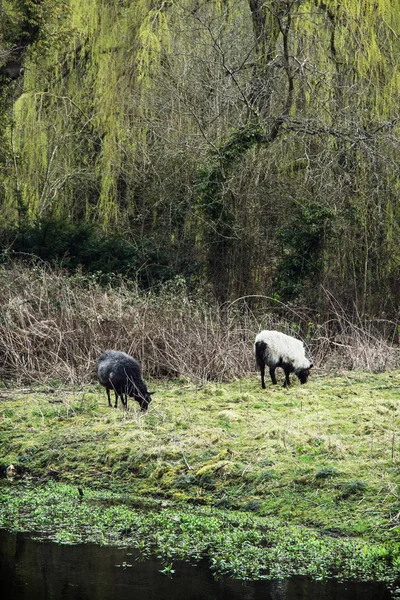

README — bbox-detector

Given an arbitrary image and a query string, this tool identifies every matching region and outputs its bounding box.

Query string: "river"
[0,529,393,599]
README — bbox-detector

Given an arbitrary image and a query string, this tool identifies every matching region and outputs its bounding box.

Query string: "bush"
[0,220,173,288]
[274,202,335,301]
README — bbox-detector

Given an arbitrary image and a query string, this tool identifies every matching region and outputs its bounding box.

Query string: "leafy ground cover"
[0,371,400,586]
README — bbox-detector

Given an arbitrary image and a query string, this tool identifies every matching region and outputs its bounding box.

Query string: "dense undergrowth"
[0,261,398,386]
[1,371,400,586]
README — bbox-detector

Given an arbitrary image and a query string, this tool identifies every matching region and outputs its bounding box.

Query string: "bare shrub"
[0,263,398,385]
[0,263,258,384]
[311,290,400,373]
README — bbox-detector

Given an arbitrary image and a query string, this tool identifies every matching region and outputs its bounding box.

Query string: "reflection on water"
[0,529,392,600]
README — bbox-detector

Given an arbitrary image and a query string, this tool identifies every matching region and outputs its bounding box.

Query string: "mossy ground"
[1,371,400,584]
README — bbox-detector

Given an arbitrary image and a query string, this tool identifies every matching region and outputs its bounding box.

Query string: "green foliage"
[1,479,400,583]
[1,0,44,47]
[195,121,264,298]
[0,220,173,287]
[196,121,264,217]
[274,202,335,301]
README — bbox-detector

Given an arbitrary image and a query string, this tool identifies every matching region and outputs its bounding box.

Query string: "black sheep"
[97,350,153,411]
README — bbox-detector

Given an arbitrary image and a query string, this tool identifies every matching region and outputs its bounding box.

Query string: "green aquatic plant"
[1,480,400,584]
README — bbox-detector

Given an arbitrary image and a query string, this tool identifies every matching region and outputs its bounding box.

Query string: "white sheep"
[254,330,313,388]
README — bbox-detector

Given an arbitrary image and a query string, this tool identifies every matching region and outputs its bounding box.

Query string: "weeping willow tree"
[0,0,399,312]
[3,0,173,226]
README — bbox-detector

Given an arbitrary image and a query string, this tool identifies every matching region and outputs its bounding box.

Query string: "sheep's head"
[126,379,154,411]
[137,391,154,412]
[297,364,313,384]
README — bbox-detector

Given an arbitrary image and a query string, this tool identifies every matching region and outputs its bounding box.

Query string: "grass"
[1,371,400,586]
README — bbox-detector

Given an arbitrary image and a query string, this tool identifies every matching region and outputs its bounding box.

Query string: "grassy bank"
[1,372,400,585]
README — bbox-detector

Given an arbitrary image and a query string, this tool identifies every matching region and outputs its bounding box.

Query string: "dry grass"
[0,261,398,385]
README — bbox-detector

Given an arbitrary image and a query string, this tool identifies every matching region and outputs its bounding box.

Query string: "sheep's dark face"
[128,386,153,411]
[297,364,313,384]
[137,391,153,412]
[124,381,153,411]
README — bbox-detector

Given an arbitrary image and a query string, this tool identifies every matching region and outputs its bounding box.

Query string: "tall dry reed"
[0,262,398,385]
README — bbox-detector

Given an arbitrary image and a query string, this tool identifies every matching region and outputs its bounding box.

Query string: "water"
[0,529,392,600]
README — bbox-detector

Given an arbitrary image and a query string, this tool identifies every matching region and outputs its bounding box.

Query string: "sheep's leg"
[283,367,291,388]
[269,367,277,385]
[114,391,118,408]
[122,394,128,409]
[106,389,112,408]
[260,364,266,389]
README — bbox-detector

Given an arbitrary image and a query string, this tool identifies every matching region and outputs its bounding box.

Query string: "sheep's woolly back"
[97,350,142,385]
[254,330,311,371]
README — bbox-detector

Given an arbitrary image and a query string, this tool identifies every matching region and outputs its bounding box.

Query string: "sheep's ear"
[149,391,155,395]
[309,364,314,369]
